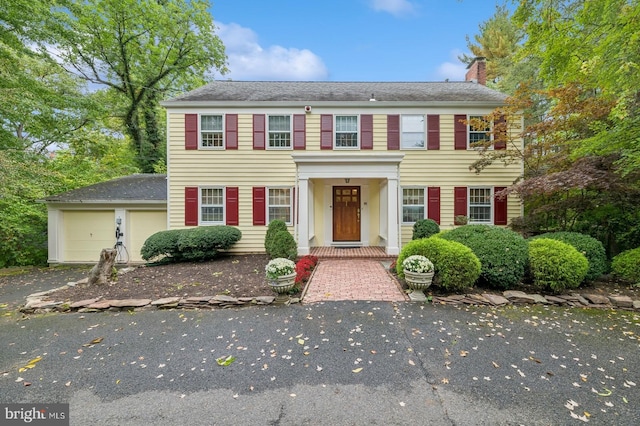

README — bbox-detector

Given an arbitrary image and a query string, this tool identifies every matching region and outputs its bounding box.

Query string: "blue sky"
[210,0,505,82]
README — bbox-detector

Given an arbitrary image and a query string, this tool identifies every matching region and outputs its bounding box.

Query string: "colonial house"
[41,59,522,264]
[161,58,522,257]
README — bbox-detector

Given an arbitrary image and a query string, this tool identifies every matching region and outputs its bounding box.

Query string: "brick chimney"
[465,57,487,85]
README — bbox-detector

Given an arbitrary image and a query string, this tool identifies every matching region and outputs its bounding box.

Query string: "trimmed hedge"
[611,248,640,284]
[528,238,589,292]
[141,226,241,262]
[440,225,528,290]
[412,219,440,240]
[533,231,608,281]
[396,237,481,292]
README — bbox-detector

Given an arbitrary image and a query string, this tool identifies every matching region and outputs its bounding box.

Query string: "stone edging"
[432,290,640,311]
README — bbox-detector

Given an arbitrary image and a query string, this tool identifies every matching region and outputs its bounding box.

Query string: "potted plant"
[402,255,435,301]
[265,258,297,297]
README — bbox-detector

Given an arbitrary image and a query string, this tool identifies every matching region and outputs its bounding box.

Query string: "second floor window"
[268,115,291,148]
[335,115,358,148]
[401,115,425,149]
[468,115,491,148]
[201,115,223,148]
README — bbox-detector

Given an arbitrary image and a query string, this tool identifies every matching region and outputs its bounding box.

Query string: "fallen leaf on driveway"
[18,356,42,373]
[216,355,236,366]
[352,368,363,373]
[82,337,104,347]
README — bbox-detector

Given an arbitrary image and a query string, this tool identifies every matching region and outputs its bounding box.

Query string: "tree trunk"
[88,248,117,285]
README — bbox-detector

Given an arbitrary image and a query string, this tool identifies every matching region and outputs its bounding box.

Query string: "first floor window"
[401,115,425,149]
[268,115,291,148]
[469,187,492,223]
[402,187,425,223]
[201,187,224,223]
[201,115,223,148]
[268,187,292,224]
[335,115,358,148]
[468,115,491,148]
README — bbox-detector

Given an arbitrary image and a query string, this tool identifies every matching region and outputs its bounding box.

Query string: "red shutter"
[427,115,440,150]
[185,187,199,226]
[427,187,441,225]
[253,114,265,150]
[387,115,399,150]
[454,114,467,150]
[454,186,468,218]
[226,187,239,226]
[253,187,266,225]
[293,114,306,150]
[361,114,373,149]
[185,114,198,150]
[494,186,508,225]
[494,115,507,150]
[225,114,238,149]
[320,114,333,150]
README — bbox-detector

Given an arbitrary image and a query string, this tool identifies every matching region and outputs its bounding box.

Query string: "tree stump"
[88,248,117,286]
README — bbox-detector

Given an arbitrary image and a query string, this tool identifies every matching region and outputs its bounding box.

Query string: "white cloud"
[370,0,416,16]
[216,22,328,81]
[435,50,468,81]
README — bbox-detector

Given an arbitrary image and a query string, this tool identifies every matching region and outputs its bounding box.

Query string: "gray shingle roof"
[42,174,166,203]
[164,81,507,104]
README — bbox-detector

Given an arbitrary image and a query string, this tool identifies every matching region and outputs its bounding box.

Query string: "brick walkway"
[302,259,407,303]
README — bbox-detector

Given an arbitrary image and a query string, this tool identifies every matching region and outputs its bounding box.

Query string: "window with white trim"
[468,115,491,148]
[335,115,358,148]
[201,187,224,223]
[402,187,425,223]
[469,187,492,223]
[268,187,292,224]
[268,115,291,148]
[200,115,223,148]
[401,115,425,149]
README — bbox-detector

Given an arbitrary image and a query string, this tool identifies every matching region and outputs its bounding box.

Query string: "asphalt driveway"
[1,301,639,425]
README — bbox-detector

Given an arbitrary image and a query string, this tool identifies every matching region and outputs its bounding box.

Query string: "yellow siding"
[168,112,523,253]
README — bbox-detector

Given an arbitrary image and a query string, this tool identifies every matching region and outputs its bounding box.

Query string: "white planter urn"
[268,272,297,295]
[403,270,434,301]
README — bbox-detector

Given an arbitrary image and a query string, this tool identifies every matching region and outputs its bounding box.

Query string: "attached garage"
[42,174,167,265]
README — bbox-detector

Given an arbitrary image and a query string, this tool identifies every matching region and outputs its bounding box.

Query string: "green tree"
[50,0,228,172]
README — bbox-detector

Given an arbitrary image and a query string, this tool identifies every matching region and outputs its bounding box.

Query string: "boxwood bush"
[268,230,298,260]
[396,237,481,292]
[412,219,440,240]
[265,220,289,256]
[141,229,184,262]
[439,225,528,290]
[611,247,640,284]
[141,226,241,263]
[533,231,608,281]
[528,238,589,292]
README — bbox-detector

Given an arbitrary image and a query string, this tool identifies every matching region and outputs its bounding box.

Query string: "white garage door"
[128,211,167,262]
[63,211,115,262]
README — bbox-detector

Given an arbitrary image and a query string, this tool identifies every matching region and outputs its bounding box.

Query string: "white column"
[47,208,60,264]
[386,178,400,255]
[297,178,310,255]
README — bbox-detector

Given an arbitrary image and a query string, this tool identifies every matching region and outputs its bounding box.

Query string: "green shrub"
[440,225,528,290]
[141,226,241,263]
[533,232,608,281]
[141,229,184,261]
[412,219,440,240]
[611,248,640,284]
[396,237,481,292]
[265,220,289,256]
[268,230,298,260]
[528,238,589,292]
[177,226,242,261]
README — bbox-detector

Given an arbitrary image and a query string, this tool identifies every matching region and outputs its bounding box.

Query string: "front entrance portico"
[292,152,405,256]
